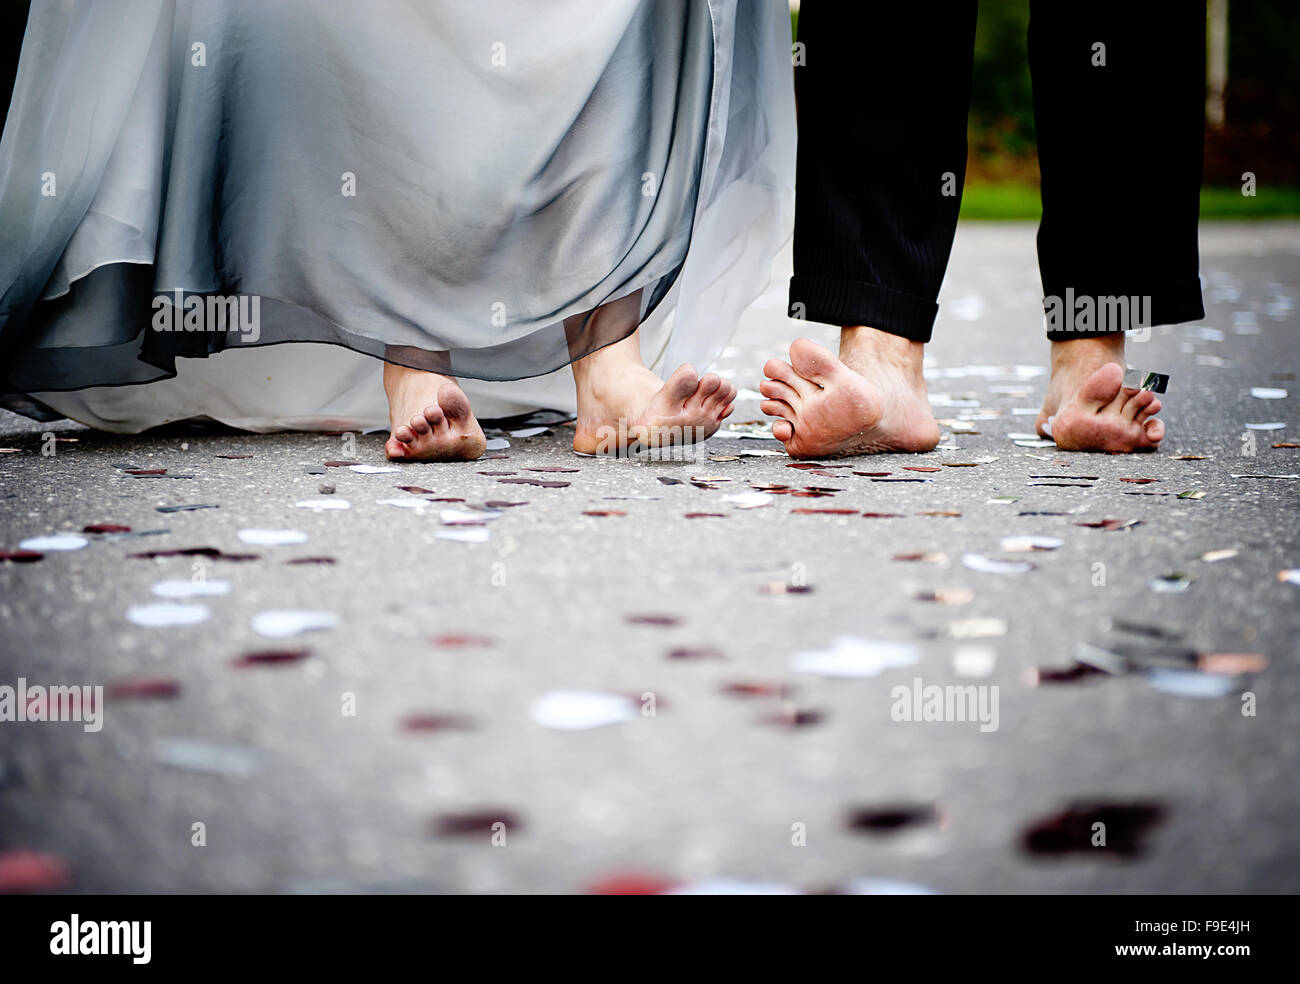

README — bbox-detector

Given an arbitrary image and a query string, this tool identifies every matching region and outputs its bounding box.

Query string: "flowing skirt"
[0,0,793,430]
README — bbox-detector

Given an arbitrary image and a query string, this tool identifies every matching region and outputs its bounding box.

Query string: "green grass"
[959,184,1300,220]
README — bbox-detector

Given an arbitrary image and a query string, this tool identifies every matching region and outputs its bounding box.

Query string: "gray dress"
[0,1,793,429]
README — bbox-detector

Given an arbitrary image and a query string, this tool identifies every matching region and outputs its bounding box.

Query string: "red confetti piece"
[684,512,726,518]
[433,634,493,647]
[792,508,858,515]
[584,510,626,517]
[401,713,476,733]
[861,512,904,519]
[802,485,843,492]
[108,676,181,699]
[585,872,678,895]
[853,471,892,477]
[0,850,71,893]
[396,486,435,494]
[484,500,528,508]
[721,681,791,698]
[763,707,825,728]
[0,550,43,563]
[233,650,310,668]
[323,460,361,467]
[1119,477,1159,484]
[478,471,516,476]
[82,524,131,534]
[427,497,466,502]
[786,462,829,470]
[904,466,942,473]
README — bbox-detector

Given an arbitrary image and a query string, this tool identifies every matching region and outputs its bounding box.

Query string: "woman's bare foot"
[759,329,940,458]
[383,363,486,461]
[571,330,737,455]
[1036,337,1164,452]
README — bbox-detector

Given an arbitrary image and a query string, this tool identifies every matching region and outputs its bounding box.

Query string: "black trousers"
[789,3,1206,343]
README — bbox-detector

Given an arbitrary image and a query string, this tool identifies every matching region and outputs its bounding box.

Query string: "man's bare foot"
[571,330,737,455]
[759,329,940,458]
[1036,337,1164,452]
[383,363,487,461]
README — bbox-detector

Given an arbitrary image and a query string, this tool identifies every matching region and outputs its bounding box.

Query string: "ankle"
[1049,335,1126,373]
[838,326,926,384]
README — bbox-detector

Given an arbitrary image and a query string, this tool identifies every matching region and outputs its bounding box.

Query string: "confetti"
[625,614,680,627]
[239,529,309,546]
[1230,473,1300,479]
[915,588,973,605]
[483,438,511,451]
[402,713,476,733]
[251,610,339,638]
[348,464,400,474]
[961,553,1035,574]
[667,647,725,660]
[294,498,351,511]
[1278,569,1300,585]
[947,617,1007,639]
[583,510,626,517]
[151,579,231,598]
[130,546,259,561]
[999,535,1063,552]
[0,550,43,563]
[1199,548,1239,563]
[126,604,210,627]
[894,552,948,564]
[952,645,997,678]
[234,650,311,668]
[530,690,639,730]
[1244,422,1285,430]
[154,739,260,777]
[1250,387,1288,399]
[82,524,131,534]
[789,637,920,678]
[434,634,493,647]
[1022,802,1165,857]
[18,535,87,552]
[1145,667,1241,698]
[0,850,71,893]
[510,426,550,438]
[156,503,218,513]
[436,528,490,542]
[1197,653,1267,675]
[723,492,773,509]
[846,804,940,833]
[1150,573,1193,593]
[108,677,181,699]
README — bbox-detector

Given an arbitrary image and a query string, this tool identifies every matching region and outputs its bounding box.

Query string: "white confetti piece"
[251,610,339,638]
[1000,535,1064,552]
[789,636,920,678]
[1145,668,1240,699]
[440,508,503,525]
[1150,574,1193,593]
[952,646,997,678]
[723,492,773,509]
[508,426,549,438]
[1199,548,1239,563]
[239,529,309,546]
[666,879,801,895]
[1250,387,1288,399]
[484,437,511,450]
[18,535,87,551]
[348,464,400,474]
[436,528,490,543]
[154,739,260,777]
[374,497,431,509]
[127,603,210,627]
[530,690,638,730]
[1014,439,1056,448]
[151,579,231,598]
[294,498,351,510]
[841,878,939,896]
[961,553,1035,574]
[1244,422,1285,430]
[947,618,1008,640]
[1279,569,1300,585]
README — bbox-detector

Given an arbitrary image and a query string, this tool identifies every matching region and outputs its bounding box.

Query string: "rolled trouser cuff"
[1041,279,1205,341]
[788,276,937,343]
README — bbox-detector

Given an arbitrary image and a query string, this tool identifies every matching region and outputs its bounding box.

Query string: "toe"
[764,357,816,397]
[1144,417,1165,444]
[1122,389,1155,421]
[410,413,432,436]
[761,399,796,422]
[1136,397,1162,423]
[394,425,417,444]
[720,403,735,420]
[771,419,793,442]
[697,373,722,399]
[385,437,407,459]
[436,383,473,421]
[760,378,800,405]
[788,337,843,387]
[665,364,700,403]
[422,404,446,430]
[1075,362,1125,409]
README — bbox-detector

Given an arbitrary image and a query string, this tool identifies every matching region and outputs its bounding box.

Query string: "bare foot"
[759,330,940,458]
[1036,337,1163,452]
[383,363,486,461]
[571,330,736,455]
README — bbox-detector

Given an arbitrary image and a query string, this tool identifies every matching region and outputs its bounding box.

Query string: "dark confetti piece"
[807,469,839,478]
[854,471,893,477]
[323,460,361,467]
[83,524,131,534]
[1075,518,1140,531]
[484,500,528,508]
[684,512,726,518]
[626,614,681,627]
[130,547,259,561]
[1030,662,1109,685]
[432,811,521,837]
[802,485,843,492]
[760,583,813,594]
[1027,482,1093,487]
[786,462,829,470]
[846,804,941,833]
[1108,619,1183,641]
[721,681,792,698]
[792,508,857,515]
[155,504,218,513]
[305,466,326,474]
[318,485,336,494]
[1029,474,1098,480]
[215,453,253,459]
[667,647,724,660]
[428,497,466,502]
[126,468,167,475]
[657,476,684,485]
[401,713,476,733]
[526,466,581,473]
[0,550,43,563]
[873,477,929,483]
[434,633,493,647]
[110,462,142,470]
[790,490,832,498]
[497,478,569,488]
[285,556,337,565]
[1017,511,1067,516]
[478,470,516,476]
[234,650,311,668]
[763,706,825,728]
[108,676,181,699]
[1022,801,1165,857]
[0,850,71,893]
[396,485,435,494]
[861,512,904,519]
[583,510,626,517]
[1119,477,1159,484]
